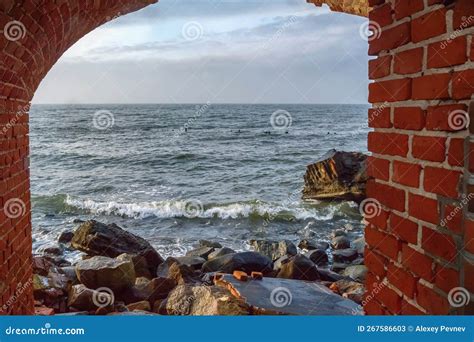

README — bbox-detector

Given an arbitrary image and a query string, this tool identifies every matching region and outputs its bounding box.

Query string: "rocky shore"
[33,219,367,316]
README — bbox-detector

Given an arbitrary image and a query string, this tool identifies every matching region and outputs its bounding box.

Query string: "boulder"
[317,268,347,282]
[185,246,215,259]
[298,240,329,251]
[331,236,351,250]
[273,255,289,271]
[41,244,63,256]
[165,285,250,315]
[201,252,273,275]
[249,240,297,261]
[33,256,56,276]
[58,231,74,244]
[302,149,368,202]
[330,280,365,304]
[332,249,359,263]
[120,277,176,304]
[208,247,235,260]
[304,249,328,266]
[352,237,365,255]
[276,254,320,281]
[199,240,222,249]
[71,220,163,276]
[75,255,136,292]
[331,229,348,238]
[67,284,114,311]
[342,265,368,282]
[126,300,151,312]
[174,256,206,270]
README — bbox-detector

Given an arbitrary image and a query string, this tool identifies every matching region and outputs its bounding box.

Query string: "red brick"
[452,0,474,30]
[393,48,423,74]
[390,213,418,244]
[387,263,417,298]
[442,203,464,234]
[452,69,474,100]
[416,283,450,314]
[466,220,474,255]
[365,249,387,277]
[368,107,391,128]
[464,258,474,293]
[369,22,411,56]
[369,3,393,27]
[394,0,424,20]
[427,36,468,68]
[434,264,460,294]
[366,227,401,259]
[412,73,451,100]
[408,193,439,224]
[369,78,412,103]
[367,180,406,212]
[366,208,390,230]
[393,107,425,130]
[369,55,392,79]
[364,299,385,315]
[368,132,409,157]
[402,244,433,280]
[367,156,390,181]
[426,104,469,132]
[447,138,464,167]
[412,135,446,162]
[401,300,425,315]
[411,9,447,43]
[392,160,421,188]
[422,226,457,261]
[423,166,461,199]
[377,285,402,314]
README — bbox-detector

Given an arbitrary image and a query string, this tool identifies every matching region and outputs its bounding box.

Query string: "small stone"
[342,265,368,282]
[174,256,206,270]
[58,231,74,244]
[185,246,215,259]
[298,239,329,251]
[332,249,358,263]
[42,245,63,256]
[331,229,347,238]
[304,249,328,266]
[352,237,365,254]
[208,247,235,260]
[249,240,297,261]
[126,300,151,312]
[199,240,222,249]
[201,252,273,275]
[276,254,320,281]
[331,236,351,250]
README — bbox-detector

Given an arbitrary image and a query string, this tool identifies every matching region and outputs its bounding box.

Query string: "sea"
[29,103,369,260]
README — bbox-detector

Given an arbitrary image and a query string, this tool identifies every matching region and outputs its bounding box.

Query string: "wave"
[62,195,349,221]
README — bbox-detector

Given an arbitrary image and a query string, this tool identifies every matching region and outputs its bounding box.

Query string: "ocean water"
[29,104,369,259]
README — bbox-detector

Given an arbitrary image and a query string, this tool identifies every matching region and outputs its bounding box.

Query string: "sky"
[32,0,370,104]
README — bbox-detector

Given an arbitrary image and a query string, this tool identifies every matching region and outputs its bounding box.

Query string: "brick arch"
[1,0,473,315]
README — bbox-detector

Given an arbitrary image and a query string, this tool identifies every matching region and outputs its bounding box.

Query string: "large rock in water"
[249,240,297,261]
[302,149,368,202]
[71,220,163,276]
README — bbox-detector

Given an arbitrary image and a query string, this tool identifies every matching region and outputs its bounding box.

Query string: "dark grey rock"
[304,249,329,266]
[199,240,222,249]
[202,252,273,275]
[185,246,215,259]
[208,247,235,260]
[249,239,297,261]
[298,239,329,251]
[332,249,359,263]
[331,236,351,250]
[276,254,320,281]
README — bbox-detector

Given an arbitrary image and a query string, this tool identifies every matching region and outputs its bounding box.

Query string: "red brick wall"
[366,0,473,314]
[0,0,157,315]
[1,0,472,315]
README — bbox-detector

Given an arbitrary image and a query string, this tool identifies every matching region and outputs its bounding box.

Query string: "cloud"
[33,1,369,104]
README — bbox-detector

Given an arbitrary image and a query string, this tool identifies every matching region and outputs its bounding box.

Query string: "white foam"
[65,195,340,221]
